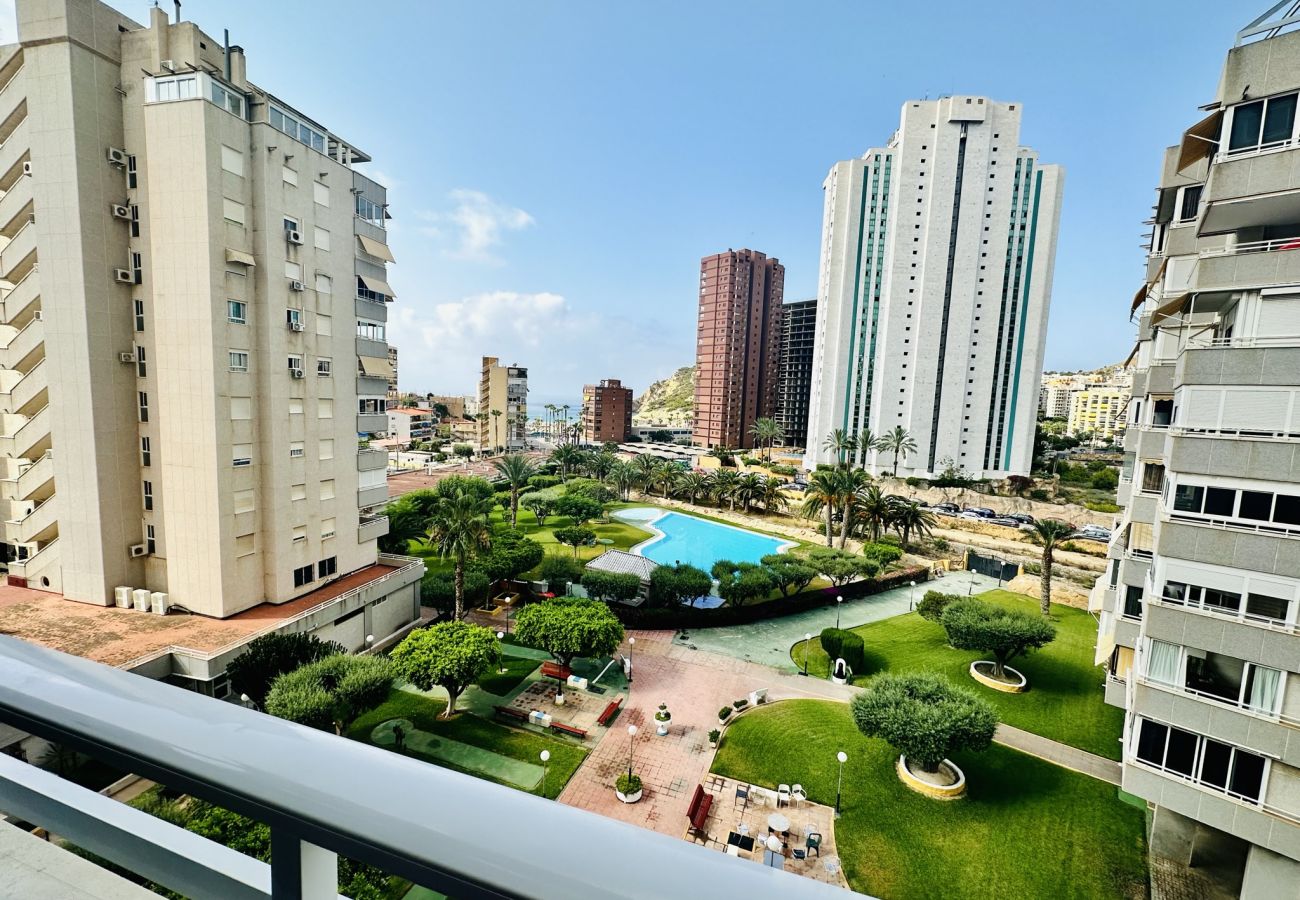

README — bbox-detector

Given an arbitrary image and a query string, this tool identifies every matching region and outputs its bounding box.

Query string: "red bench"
[494,705,529,723]
[597,698,622,727]
[540,661,572,681]
[686,784,714,832]
[550,721,588,739]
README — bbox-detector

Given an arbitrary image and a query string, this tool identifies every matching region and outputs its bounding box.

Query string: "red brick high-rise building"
[692,249,784,449]
[581,379,633,443]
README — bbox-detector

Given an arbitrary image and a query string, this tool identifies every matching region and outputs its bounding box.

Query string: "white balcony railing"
[0,635,853,900]
[1147,594,1298,634]
[1135,674,1300,730]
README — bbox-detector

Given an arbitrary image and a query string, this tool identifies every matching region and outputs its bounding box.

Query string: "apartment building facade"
[478,356,527,453]
[1092,14,1300,897]
[692,249,783,449]
[776,298,816,447]
[0,0,420,628]
[387,407,434,446]
[1067,386,1128,441]
[581,378,633,443]
[804,97,1063,478]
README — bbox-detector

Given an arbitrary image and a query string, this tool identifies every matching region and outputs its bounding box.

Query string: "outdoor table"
[767,812,790,834]
[726,832,755,854]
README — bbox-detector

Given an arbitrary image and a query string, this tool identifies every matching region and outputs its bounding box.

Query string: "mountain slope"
[633,365,694,425]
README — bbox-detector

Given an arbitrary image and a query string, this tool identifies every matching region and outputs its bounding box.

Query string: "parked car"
[1006,513,1036,525]
[958,510,986,521]
[988,517,1021,527]
[933,502,959,515]
[965,507,997,518]
[1073,528,1111,543]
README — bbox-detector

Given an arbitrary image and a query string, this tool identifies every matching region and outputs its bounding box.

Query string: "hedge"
[917,590,961,622]
[608,566,929,630]
[819,627,865,673]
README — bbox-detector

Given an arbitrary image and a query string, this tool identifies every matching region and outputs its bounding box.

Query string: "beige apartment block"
[1067,386,1129,441]
[477,356,527,453]
[0,0,421,656]
[1093,9,1300,897]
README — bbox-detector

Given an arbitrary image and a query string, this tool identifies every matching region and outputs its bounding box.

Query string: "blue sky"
[82,2,1252,406]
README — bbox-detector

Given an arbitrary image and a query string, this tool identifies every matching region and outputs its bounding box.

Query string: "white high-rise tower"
[804,97,1063,478]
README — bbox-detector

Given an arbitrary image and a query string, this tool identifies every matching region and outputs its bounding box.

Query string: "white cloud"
[416,189,534,264]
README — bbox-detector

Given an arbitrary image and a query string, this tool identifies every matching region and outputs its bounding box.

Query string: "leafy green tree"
[521,485,564,527]
[513,596,625,669]
[877,426,918,477]
[433,474,496,504]
[479,529,545,581]
[538,554,584,593]
[452,443,475,461]
[1029,519,1076,616]
[553,493,603,526]
[851,672,998,775]
[711,560,774,607]
[378,495,427,554]
[647,429,676,443]
[425,485,492,619]
[941,599,1057,680]
[647,563,713,607]
[390,621,501,718]
[226,632,345,708]
[553,524,597,558]
[861,541,904,566]
[265,654,394,735]
[819,627,865,673]
[420,569,489,615]
[492,453,537,527]
[760,553,818,597]
[808,547,875,586]
[917,590,960,622]
[580,569,642,603]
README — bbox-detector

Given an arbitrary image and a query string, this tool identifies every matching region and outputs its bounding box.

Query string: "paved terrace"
[0,564,397,667]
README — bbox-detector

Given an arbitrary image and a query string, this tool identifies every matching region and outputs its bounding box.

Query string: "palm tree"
[674,471,711,505]
[545,404,556,441]
[891,500,935,546]
[856,429,878,470]
[822,429,858,468]
[749,417,783,460]
[550,444,581,480]
[425,487,491,620]
[838,469,874,547]
[651,462,680,497]
[1030,519,1075,617]
[585,451,616,481]
[489,408,503,455]
[561,404,571,443]
[492,453,536,528]
[759,477,788,515]
[608,460,637,501]
[877,426,918,477]
[801,468,839,547]
[850,480,891,545]
[711,469,740,510]
[734,473,764,513]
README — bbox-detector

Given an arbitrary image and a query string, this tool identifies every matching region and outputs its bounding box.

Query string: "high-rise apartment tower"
[776,299,817,447]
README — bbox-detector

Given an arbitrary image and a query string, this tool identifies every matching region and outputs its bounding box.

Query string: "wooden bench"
[686,784,714,832]
[550,721,588,739]
[540,661,572,681]
[493,705,529,723]
[596,695,624,727]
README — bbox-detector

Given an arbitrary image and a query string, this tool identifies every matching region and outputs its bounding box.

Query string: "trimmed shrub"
[917,590,960,622]
[941,598,1057,679]
[851,672,998,774]
[528,474,563,490]
[617,773,642,795]
[904,476,925,487]
[732,697,749,710]
[819,627,865,673]
[718,706,733,721]
[862,542,904,566]
[580,570,642,603]
[537,555,583,594]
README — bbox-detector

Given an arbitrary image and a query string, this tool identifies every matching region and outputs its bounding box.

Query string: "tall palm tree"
[651,462,679,497]
[749,417,783,460]
[492,453,536,528]
[891,500,935,545]
[759,477,788,514]
[674,471,711,505]
[544,404,555,441]
[856,429,879,470]
[561,404,571,443]
[550,444,580,480]
[489,408,503,455]
[608,460,637,501]
[734,473,764,513]
[711,469,740,510]
[630,453,659,489]
[585,451,616,481]
[425,487,491,620]
[822,429,858,468]
[801,468,839,547]
[877,426,918,477]
[1030,519,1075,617]
[850,480,891,545]
[838,469,874,547]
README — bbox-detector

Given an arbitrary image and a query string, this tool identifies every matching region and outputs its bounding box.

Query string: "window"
[220,145,244,177]
[236,533,255,556]
[289,398,304,415]
[291,483,306,501]
[320,479,335,500]
[1123,586,1144,620]
[1228,93,1297,154]
[153,74,198,102]
[292,526,307,543]
[135,346,147,377]
[316,313,332,336]
[313,227,329,251]
[227,300,246,324]
[140,436,151,467]
[318,398,333,418]
[127,155,137,189]
[229,351,248,372]
[285,261,303,280]
[289,441,305,458]
[269,106,326,154]
[138,391,149,423]
[318,555,337,577]
[283,216,299,233]
[222,198,245,225]
[1178,185,1202,223]
[315,273,332,295]
[319,439,334,460]
[293,563,314,587]
[286,308,303,329]
[359,398,384,415]
[131,251,143,284]
[233,444,252,467]
[320,519,336,540]
[1141,463,1165,494]
[142,480,153,511]
[134,299,145,332]
[356,319,386,341]
[314,182,330,207]
[317,358,332,377]
[145,524,156,555]
[210,80,244,118]
[1133,718,1266,804]
[282,165,298,186]
[356,195,385,227]
[287,354,303,374]
[130,204,140,237]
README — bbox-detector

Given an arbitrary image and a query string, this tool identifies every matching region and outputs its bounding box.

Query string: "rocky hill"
[633,365,694,425]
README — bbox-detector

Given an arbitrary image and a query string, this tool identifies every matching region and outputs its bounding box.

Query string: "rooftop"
[0,563,397,667]
[585,549,659,583]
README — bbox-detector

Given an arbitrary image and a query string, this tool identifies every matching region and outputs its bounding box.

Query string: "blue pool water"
[616,508,795,572]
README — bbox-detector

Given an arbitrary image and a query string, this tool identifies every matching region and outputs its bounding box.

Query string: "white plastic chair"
[791,784,806,807]
[777,784,792,807]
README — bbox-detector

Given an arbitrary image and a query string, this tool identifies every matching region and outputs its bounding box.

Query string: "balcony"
[1200,185,1300,238]
[358,514,388,543]
[1132,677,1300,768]
[0,402,48,460]
[0,356,43,416]
[5,492,55,544]
[0,174,31,238]
[0,636,848,900]
[1176,345,1300,389]
[6,535,58,587]
[0,115,26,183]
[356,412,388,435]
[0,266,39,325]
[13,448,52,502]
[1104,674,1129,708]
[0,313,41,371]
[0,218,35,282]
[357,484,388,509]
[1146,597,1297,664]
[1197,240,1300,292]
[355,335,387,360]
[1204,143,1300,215]
[1156,516,1300,580]
[357,447,387,472]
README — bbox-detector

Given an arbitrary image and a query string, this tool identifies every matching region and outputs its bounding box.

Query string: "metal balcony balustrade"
[0,636,856,900]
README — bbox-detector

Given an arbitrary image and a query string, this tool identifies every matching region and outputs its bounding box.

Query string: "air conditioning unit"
[111,204,131,220]
[118,351,137,363]
[160,59,176,72]
[106,147,128,167]
[113,586,133,609]
[285,229,304,245]
[288,279,305,292]
[290,368,305,379]
[128,543,148,558]
[31,310,41,321]
[113,268,134,284]
[21,161,31,177]
[290,322,305,332]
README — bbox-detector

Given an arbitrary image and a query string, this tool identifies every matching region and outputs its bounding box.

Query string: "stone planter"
[897,755,966,800]
[555,692,566,705]
[615,787,643,803]
[969,661,1027,693]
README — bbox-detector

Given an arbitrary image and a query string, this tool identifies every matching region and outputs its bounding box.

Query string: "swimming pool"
[615,507,796,572]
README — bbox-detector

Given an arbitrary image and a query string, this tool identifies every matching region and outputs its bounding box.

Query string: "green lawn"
[712,700,1147,900]
[791,589,1123,759]
[347,689,587,800]
[475,655,538,696]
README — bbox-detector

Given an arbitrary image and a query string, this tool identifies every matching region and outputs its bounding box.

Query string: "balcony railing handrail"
[1147,594,1298,635]
[0,635,854,900]
[1135,673,1300,730]
[1127,755,1300,827]
[114,555,425,672]
[1184,333,1300,350]
[1164,510,1300,540]
[1199,236,1300,259]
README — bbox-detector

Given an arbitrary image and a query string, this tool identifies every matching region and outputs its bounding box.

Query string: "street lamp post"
[967,568,976,596]
[801,633,812,676]
[835,751,847,818]
[627,725,638,780]
[496,631,507,674]
[909,580,916,611]
[835,595,843,629]
[539,750,550,797]
[627,636,635,683]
